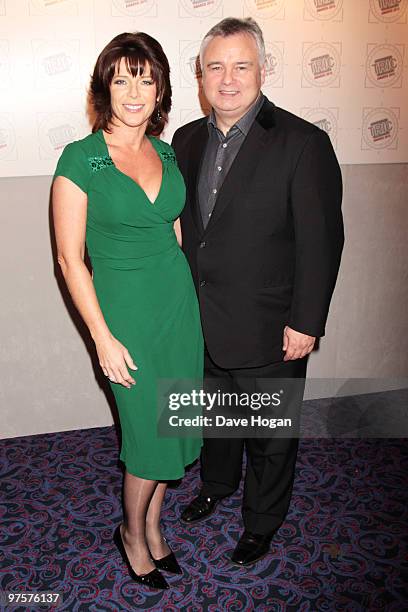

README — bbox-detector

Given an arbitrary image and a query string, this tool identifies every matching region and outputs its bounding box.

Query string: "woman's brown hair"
[90,32,171,136]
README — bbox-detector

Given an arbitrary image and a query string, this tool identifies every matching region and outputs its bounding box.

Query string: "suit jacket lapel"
[187,120,208,235]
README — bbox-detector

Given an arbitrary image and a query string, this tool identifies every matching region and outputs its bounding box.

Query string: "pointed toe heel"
[152,550,182,575]
[113,524,169,590]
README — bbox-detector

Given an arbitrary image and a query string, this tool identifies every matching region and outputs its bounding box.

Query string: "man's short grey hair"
[199,17,266,69]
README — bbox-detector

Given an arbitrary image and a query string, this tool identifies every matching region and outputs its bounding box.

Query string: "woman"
[52,33,203,590]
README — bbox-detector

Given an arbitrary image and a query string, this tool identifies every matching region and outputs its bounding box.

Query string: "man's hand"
[282,326,316,361]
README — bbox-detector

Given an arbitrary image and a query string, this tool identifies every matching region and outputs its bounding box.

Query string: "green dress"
[54,129,203,480]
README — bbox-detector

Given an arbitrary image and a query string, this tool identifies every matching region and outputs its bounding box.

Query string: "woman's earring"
[156,106,162,122]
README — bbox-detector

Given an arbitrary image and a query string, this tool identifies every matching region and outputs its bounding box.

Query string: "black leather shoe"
[113,524,169,589]
[180,494,220,524]
[230,531,273,567]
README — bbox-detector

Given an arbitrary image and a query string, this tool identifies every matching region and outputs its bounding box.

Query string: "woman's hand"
[95,334,138,388]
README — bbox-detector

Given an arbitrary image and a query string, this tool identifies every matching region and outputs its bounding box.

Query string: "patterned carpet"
[1,418,407,610]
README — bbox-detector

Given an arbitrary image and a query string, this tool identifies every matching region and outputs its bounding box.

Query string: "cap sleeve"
[53,140,91,194]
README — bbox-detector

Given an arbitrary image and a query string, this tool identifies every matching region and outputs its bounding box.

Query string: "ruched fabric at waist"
[86,221,179,269]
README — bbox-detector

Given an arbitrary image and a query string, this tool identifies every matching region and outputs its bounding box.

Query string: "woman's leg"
[146,482,171,559]
[121,470,158,574]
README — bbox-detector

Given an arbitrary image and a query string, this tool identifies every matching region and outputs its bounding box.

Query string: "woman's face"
[109,57,158,129]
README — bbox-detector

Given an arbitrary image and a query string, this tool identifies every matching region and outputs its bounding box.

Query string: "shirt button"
[200,280,206,287]
[199,241,206,248]
[212,188,217,194]
[208,212,212,217]
[217,166,222,171]
[222,143,227,148]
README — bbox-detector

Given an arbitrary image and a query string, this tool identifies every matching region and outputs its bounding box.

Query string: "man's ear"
[260,63,266,86]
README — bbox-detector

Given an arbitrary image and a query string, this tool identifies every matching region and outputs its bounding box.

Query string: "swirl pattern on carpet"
[1,427,407,611]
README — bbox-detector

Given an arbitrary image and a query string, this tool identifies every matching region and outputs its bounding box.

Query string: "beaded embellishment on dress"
[159,151,177,164]
[88,155,114,172]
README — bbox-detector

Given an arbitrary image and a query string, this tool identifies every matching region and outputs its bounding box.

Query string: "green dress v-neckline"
[97,128,164,206]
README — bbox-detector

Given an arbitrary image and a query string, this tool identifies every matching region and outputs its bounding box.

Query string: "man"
[171,17,344,567]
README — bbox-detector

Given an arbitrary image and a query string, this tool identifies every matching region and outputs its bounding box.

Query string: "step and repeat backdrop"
[0,0,407,176]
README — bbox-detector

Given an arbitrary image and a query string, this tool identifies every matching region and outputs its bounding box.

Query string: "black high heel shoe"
[151,538,182,575]
[113,524,169,590]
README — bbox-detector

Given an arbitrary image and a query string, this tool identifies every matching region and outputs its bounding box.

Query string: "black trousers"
[200,347,308,536]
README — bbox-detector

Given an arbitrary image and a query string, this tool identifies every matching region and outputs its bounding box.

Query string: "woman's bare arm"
[52,176,137,387]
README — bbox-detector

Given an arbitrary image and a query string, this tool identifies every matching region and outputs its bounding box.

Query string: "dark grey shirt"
[198,93,265,228]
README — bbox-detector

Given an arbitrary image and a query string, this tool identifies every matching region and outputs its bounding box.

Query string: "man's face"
[201,33,265,124]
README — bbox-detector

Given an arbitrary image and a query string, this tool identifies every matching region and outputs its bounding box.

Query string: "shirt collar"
[207,92,265,137]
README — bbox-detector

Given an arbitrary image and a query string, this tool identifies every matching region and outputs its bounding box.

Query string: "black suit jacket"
[171,97,344,368]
